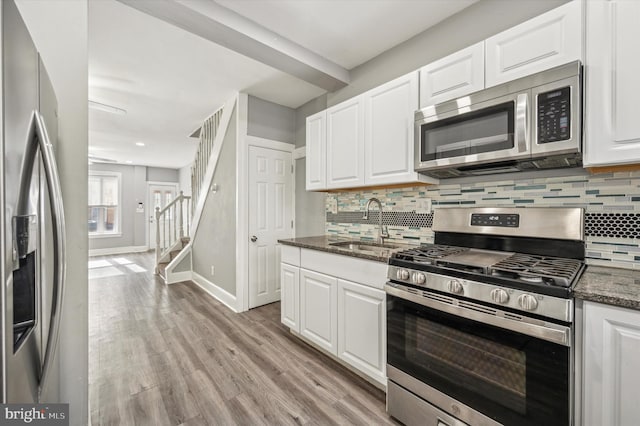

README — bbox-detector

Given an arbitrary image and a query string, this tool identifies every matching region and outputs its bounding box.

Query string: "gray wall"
[192,108,237,295]
[327,0,568,106]
[89,164,178,251]
[147,166,179,183]
[16,0,88,423]
[294,97,327,237]
[247,95,296,143]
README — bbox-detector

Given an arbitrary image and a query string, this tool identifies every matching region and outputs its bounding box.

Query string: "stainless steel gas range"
[385,207,584,426]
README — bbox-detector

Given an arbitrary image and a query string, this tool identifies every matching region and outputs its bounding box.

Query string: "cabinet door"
[584,0,640,166]
[300,269,337,355]
[326,97,365,189]
[583,301,640,426]
[305,110,327,190]
[485,1,582,87]
[337,279,386,385]
[280,263,300,332]
[419,42,484,108]
[364,72,421,186]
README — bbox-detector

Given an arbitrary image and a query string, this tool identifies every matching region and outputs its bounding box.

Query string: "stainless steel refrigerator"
[1,0,66,403]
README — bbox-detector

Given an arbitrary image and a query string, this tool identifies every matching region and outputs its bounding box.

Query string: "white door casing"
[147,183,178,249]
[248,146,293,308]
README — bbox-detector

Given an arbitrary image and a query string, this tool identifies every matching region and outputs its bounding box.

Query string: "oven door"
[415,91,530,172]
[386,284,571,426]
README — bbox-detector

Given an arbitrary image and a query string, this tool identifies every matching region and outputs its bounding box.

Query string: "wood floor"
[89,252,396,425]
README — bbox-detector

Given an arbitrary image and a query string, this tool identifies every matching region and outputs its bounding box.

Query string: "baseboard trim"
[89,245,149,257]
[165,270,192,284]
[191,271,238,313]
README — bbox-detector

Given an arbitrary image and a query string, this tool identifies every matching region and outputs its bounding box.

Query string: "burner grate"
[393,245,468,264]
[490,253,583,287]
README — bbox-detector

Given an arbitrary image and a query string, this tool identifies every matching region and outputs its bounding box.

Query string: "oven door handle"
[386,284,570,346]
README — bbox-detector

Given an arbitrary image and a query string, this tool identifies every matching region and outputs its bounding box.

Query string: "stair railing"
[191,106,223,214]
[155,190,191,271]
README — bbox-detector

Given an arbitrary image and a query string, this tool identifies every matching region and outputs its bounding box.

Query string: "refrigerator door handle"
[21,110,66,401]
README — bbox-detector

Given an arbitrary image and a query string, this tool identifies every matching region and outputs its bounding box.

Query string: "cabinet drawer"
[300,249,387,290]
[281,245,300,266]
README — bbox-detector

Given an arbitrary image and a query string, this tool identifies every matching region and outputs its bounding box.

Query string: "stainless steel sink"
[329,241,404,255]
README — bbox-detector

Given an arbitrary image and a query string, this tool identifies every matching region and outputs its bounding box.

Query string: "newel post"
[178,191,184,239]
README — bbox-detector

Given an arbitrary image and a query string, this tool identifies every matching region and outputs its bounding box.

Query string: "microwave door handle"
[31,111,67,401]
[515,93,529,153]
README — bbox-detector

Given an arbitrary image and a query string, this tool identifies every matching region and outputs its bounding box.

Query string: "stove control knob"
[413,273,426,285]
[447,279,463,295]
[397,269,410,280]
[518,294,538,311]
[490,289,509,304]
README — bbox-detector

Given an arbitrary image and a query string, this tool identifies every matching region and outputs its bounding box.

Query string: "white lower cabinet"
[280,248,387,386]
[337,279,386,385]
[583,301,640,425]
[280,263,300,332]
[299,268,338,355]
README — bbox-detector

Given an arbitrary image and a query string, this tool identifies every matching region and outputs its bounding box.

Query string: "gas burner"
[393,244,468,264]
[490,253,583,288]
[519,275,543,283]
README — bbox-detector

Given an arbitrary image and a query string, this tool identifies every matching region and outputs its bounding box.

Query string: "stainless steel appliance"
[1,0,66,403]
[386,207,584,426]
[415,61,582,178]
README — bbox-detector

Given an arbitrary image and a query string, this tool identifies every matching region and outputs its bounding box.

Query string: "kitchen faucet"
[363,198,390,244]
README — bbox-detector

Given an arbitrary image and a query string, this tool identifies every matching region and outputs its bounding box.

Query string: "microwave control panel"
[537,86,571,144]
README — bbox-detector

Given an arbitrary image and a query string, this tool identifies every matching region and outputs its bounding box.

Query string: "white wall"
[178,163,191,196]
[15,0,88,424]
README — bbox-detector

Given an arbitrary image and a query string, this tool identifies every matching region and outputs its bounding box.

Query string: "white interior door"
[148,183,177,249]
[249,146,293,308]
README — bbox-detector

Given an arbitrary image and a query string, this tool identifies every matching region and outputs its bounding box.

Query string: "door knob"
[251,235,257,242]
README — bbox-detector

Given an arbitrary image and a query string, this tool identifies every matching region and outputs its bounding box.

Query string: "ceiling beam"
[116,0,350,92]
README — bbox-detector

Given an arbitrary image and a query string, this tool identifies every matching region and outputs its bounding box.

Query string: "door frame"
[236,94,295,312]
[146,181,179,249]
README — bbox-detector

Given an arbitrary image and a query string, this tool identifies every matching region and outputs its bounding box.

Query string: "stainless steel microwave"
[415,61,582,178]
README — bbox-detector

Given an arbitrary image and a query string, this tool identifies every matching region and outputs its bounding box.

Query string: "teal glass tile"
[514,199,534,204]
[586,190,600,195]
[461,189,485,193]
[514,184,547,190]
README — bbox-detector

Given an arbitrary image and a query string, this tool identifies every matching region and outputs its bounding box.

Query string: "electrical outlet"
[327,196,338,215]
[416,198,432,214]
[210,266,215,276]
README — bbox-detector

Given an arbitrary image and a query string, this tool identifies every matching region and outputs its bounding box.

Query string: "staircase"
[155,99,233,283]
[154,190,191,278]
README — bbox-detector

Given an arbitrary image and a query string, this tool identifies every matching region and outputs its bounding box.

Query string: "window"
[88,172,120,236]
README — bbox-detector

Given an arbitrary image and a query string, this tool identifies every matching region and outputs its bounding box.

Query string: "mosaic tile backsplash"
[325,171,640,270]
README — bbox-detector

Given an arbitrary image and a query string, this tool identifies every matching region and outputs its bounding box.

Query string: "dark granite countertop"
[278,235,417,263]
[574,266,640,310]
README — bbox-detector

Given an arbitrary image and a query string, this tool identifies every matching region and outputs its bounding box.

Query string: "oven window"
[388,294,569,426]
[416,317,527,413]
[420,102,514,162]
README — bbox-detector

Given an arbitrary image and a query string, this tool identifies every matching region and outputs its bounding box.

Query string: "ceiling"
[89,0,476,170]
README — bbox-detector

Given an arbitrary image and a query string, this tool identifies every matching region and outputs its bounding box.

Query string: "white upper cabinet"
[584,0,640,167]
[326,97,365,189]
[485,1,582,87]
[583,301,640,426]
[419,42,485,108]
[364,72,429,186]
[305,110,326,190]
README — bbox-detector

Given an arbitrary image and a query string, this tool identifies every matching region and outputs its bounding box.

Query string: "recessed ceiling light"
[135,142,145,147]
[88,100,127,115]
[125,160,133,164]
